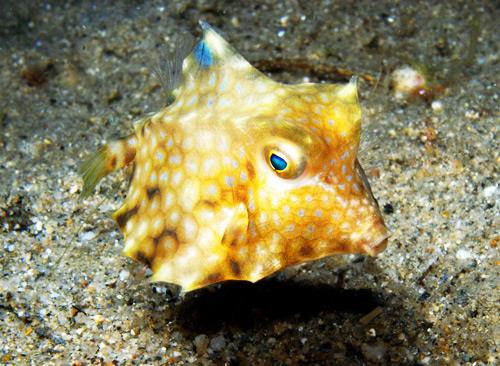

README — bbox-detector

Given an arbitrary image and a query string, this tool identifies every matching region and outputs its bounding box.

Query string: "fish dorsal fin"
[181,21,255,78]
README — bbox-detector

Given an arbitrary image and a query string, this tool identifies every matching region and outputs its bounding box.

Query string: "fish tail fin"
[79,135,137,198]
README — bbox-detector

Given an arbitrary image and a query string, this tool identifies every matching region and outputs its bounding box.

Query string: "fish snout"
[354,216,389,256]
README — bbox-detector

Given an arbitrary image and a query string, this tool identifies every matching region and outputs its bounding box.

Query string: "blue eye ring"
[269,153,288,171]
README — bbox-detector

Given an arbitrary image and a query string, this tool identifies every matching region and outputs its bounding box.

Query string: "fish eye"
[264,144,306,179]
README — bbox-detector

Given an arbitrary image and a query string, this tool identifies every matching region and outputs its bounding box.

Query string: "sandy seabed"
[0,1,498,365]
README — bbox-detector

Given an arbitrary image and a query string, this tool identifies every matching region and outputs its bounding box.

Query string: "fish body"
[81,22,389,292]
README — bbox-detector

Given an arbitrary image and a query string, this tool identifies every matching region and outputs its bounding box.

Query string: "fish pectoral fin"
[79,135,136,198]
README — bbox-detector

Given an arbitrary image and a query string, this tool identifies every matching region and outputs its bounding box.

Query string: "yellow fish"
[80,22,389,292]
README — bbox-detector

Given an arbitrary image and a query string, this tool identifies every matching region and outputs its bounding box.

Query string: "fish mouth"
[359,231,390,256]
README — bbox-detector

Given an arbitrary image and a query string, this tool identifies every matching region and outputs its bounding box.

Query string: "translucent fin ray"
[79,147,109,198]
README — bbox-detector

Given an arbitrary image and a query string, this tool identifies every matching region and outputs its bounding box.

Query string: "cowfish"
[80,21,389,292]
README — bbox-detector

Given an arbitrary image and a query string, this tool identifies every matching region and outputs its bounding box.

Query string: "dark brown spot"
[109,156,117,169]
[200,199,217,208]
[115,206,139,229]
[322,173,334,184]
[146,187,160,199]
[335,240,348,253]
[221,227,243,248]
[152,229,178,266]
[106,89,121,104]
[135,251,151,267]
[21,60,55,87]
[229,260,241,276]
[124,147,136,164]
[221,232,231,247]
[205,272,222,283]
[153,229,178,245]
[246,161,255,179]
[127,163,136,187]
[299,244,313,256]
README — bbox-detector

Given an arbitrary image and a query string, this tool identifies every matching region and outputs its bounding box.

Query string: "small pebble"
[383,203,394,214]
[465,109,480,120]
[482,185,496,198]
[209,335,226,352]
[70,306,79,317]
[119,270,130,282]
[79,231,96,242]
[391,66,426,99]
[431,100,443,113]
[94,314,106,325]
[456,249,472,261]
[34,220,43,233]
[69,184,79,195]
[193,334,209,355]
[361,342,386,362]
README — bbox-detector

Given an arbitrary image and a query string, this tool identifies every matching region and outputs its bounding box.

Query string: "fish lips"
[359,229,390,256]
